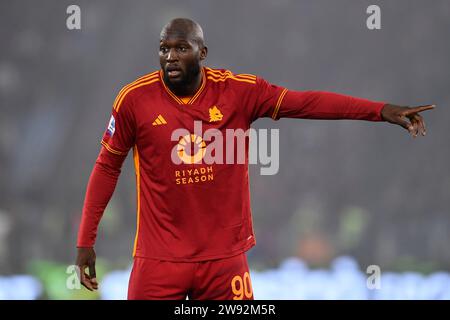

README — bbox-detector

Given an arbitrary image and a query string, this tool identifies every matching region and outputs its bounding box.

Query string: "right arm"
[75,148,126,291]
[76,89,136,291]
[77,148,126,248]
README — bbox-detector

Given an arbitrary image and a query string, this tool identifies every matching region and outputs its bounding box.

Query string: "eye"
[159,46,168,54]
[178,46,187,52]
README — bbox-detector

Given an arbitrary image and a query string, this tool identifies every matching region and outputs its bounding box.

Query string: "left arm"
[276,90,385,121]
[249,77,435,137]
[379,103,435,137]
[277,90,435,138]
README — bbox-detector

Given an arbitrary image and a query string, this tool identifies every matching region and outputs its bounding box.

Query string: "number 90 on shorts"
[231,271,253,300]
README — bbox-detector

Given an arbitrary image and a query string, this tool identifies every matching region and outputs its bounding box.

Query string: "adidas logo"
[152,115,167,126]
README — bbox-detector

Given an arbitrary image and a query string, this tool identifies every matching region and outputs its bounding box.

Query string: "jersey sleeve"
[249,77,386,122]
[77,90,136,248]
[275,90,386,121]
[100,91,136,156]
[77,147,125,247]
[247,76,288,123]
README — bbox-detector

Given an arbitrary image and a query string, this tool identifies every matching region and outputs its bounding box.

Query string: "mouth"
[166,65,182,78]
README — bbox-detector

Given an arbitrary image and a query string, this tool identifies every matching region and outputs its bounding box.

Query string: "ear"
[200,46,208,61]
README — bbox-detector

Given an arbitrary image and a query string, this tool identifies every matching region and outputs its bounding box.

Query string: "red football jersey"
[77,67,385,262]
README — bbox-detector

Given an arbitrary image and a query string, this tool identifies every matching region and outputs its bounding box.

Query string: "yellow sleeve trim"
[206,68,256,84]
[207,75,256,84]
[113,71,160,112]
[132,145,141,257]
[272,88,288,120]
[114,78,160,112]
[101,140,127,155]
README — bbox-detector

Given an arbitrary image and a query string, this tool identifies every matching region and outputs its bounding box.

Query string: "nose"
[166,48,178,62]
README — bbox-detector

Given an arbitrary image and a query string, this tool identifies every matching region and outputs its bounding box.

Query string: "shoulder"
[204,67,258,86]
[113,70,161,112]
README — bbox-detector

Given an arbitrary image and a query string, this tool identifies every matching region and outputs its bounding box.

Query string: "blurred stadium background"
[0,0,449,299]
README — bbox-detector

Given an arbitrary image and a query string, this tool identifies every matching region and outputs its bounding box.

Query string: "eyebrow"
[159,39,192,47]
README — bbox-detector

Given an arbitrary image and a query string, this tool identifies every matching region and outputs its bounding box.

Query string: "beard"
[164,63,201,96]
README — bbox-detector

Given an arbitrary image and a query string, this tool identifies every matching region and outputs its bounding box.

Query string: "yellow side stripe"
[272,88,288,119]
[101,140,127,155]
[132,146,141,257]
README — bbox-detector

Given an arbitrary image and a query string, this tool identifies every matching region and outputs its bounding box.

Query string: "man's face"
[159,36,205,87]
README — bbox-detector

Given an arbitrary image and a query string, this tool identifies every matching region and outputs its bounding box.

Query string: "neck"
[165,67,203,97]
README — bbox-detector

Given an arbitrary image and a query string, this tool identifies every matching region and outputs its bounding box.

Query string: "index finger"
[406,105,435,114]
